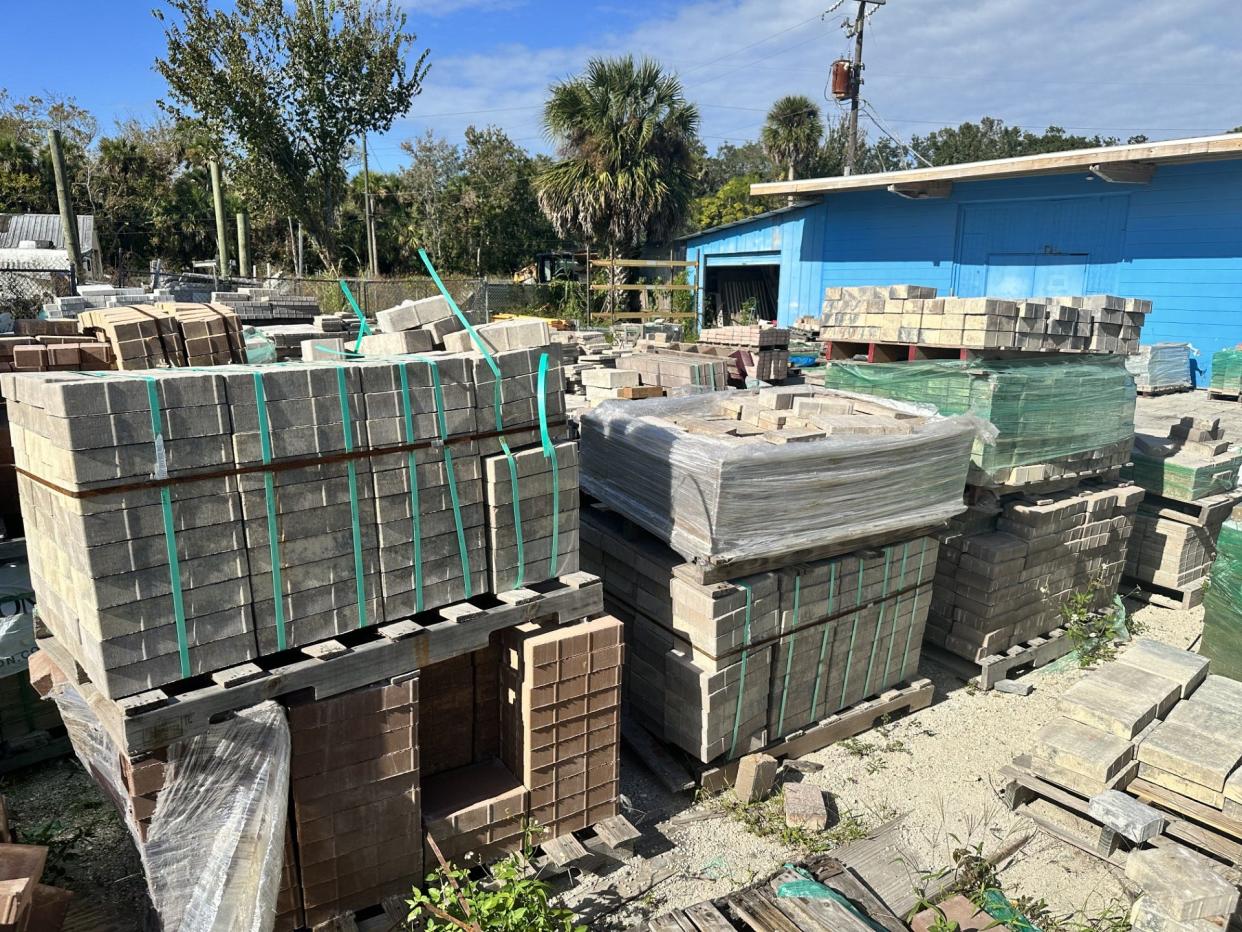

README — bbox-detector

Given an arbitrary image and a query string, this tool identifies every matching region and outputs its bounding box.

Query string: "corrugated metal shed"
[0,213,95,255]
[682,134,1242,382]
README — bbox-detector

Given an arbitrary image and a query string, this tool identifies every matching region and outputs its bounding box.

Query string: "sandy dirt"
[565,599,1205,930]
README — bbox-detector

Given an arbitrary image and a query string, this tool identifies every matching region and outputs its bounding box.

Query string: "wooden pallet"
[526,814,641,879]
[1207,389,1242,402]
[642,854,906,932]
[923,626,1076,690]
[38,572,604,757]
[697,679,934,792]
[1129,777,1242,851]
[0,727,72,774]
[1136,385,1192,397]
[1122,575,1207,610]
[817,339,1079,365]
[1001,759,1242,866]
[1139,490,1242,528]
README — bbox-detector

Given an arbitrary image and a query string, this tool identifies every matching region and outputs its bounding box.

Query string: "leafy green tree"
[760,95,824,182]
[536,55,700,251]
[155,0,430,272]
[909,117,1148,166]
[695,140,773,195]
[692,173,768,230]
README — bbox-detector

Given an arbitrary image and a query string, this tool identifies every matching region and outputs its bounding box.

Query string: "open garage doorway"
[702,263,780,326]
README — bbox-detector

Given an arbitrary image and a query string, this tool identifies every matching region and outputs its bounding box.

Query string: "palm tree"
[761,95,824,182]
[536,56,700,251]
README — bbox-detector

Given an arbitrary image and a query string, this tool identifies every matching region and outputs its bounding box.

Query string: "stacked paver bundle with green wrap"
[1202,519,1242,681]
[816,355,1136,488]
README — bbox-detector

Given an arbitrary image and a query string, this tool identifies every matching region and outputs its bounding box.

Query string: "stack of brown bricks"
[500,616,623,838]
[287,677,421,929]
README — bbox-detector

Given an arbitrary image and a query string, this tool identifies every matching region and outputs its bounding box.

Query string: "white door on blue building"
[955,196,1129,296]
[983,253,1089,297]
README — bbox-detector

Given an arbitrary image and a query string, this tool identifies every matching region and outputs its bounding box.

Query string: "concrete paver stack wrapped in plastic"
[1210,348,1242,395]
[1125,342,1192,393]
[579,387,978,573]
[1201,519,1242,681]
[47,682,290,932]
[815,355,1137,488]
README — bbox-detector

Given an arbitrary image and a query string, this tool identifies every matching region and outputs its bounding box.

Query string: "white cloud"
[380,0,1242,159]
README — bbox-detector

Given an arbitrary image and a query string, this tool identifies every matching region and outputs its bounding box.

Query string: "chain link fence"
[0,266,76,318]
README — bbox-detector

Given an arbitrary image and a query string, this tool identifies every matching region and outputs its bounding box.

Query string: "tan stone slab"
[1165,698,1242,744]
[1138,720,1242,792]
[1058,677,1158,739]
[1189,674,1242,714]
[1138,763,1226,807]
[1225,765,1242,807]
[1031,717,1134,783]
[1126,844,1239,921]
[1085,661,1181,717]
[1115,638,1209,699]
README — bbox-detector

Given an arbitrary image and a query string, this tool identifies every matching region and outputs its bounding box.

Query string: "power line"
[678,12,827,77]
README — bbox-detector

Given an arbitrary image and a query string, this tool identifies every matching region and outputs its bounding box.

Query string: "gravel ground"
[2,756,149,930]
[564,599,1205,930]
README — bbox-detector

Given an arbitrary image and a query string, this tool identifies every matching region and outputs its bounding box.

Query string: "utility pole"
[209,160,230,275]
[47,129,84,281]
[361,135,377,278]
[843,0,883,175]
[236,211,251,279]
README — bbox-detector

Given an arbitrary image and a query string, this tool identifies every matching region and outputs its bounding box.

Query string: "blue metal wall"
[684,160,1242,381]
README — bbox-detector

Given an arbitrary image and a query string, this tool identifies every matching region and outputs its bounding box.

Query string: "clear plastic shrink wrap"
[579,389,979,568]
[49,684,290,932]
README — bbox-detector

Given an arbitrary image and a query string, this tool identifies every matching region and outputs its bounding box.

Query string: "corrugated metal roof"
[0,213,95,253]
[751,132,1242,197]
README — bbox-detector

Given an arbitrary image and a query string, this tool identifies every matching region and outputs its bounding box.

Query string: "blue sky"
[4,0,1242,172]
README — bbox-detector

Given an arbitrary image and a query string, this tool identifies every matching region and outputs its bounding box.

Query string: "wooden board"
[39,573,604,757]
[621,719,697,795]
[698,679,934,792]
[1003,761,1242,866]
[684,524,947,586]
[1122,575,1206,610]
[1130,777,1242,845]
[527,814,640,879]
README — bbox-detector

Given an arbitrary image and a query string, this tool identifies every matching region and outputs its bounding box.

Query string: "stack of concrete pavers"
[499,616,623,838]
[287,677,421,928]
[1022,640,1242,815]
[1126,845,1240,932]
[375,295,467,348]
[5,336,572,699]
[819,285,1149,354]
[929,483,1144,660]
[485,442,578,593]
[582,505,937,763]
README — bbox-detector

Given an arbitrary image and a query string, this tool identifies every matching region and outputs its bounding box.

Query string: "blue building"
[680,134,1242,380]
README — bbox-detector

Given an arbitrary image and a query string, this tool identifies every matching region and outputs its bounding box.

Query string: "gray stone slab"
[1116,638,1210,699]
[1031,717,1135,783]
[1088,789,1164,842]
[1138,720,1242,792]
[1126,845,1239,921]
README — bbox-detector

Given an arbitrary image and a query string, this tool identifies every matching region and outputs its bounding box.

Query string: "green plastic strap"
[78,370,190,676]
[728,580,754,759]
[334,366,370,626]
[409,353,473,596]
[536,353,559,576]
[776,866,891,932]
[397,363,425,612]
[776,573,801,736]
[897,541,932,680]
[809,562,838,720]
[981,889,1042,932]
[337,280,372,352]
[419,248,527,589]
[143,377,191,679]
[882,543,911,683]
[839,557,865,709]
[864,554,893,696]
[252,372,288,651]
